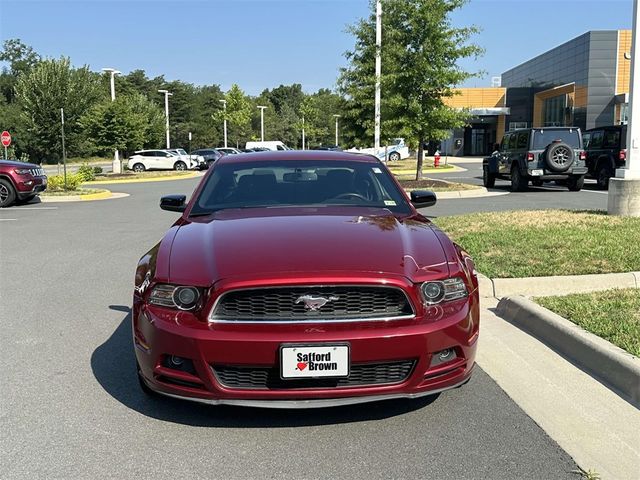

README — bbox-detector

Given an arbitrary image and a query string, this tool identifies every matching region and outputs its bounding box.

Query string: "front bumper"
[133,294,479,407]
[16,176,47,198]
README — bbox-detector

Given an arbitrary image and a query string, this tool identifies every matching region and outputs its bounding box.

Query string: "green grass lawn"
[397,178,480,192]
[41,188,106,196]
[434,210,640,278]
[535,289,640,356]
[387,160,454,172]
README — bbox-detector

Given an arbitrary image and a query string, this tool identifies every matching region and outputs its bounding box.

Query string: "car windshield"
[176,149,188,155]
[190,160,411,216]
[532,129,581,149]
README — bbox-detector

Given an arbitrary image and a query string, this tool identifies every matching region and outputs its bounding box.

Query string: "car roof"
[215,149,381,165]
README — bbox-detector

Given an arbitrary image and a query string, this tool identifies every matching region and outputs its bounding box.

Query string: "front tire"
[482,166,496,188]
[510,166,528,192]
[0,178,16,207]
[567,175,585,192]
[132,163,146,173]
[388,152,401,162]
[174,161,187,171]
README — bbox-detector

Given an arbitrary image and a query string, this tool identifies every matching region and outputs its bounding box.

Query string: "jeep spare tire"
[545,142,574,172]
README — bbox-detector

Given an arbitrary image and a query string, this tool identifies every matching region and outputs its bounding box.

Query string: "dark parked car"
[0,160,47,207]
[483,127,587,192]
[191,148,224,169]
[133,150,479,408]
[583,125,627,189]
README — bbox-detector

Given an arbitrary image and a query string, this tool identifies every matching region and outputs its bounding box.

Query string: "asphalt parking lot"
[0,174,586,479]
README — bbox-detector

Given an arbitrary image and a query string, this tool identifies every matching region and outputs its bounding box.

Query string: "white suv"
[127,150,191,172]
[167,148,204,169]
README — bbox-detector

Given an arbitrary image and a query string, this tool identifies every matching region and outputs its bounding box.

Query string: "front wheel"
[174,161,187,171]
[567,175,585,192]
[510,166,528,192]
[0,178,16,207]
[388,152,401,162]
[132,163,145,173]
[482,166,496,188]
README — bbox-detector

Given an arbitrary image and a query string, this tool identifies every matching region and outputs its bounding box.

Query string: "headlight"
[420,278,468,305]
[148,284,202,310]
[14,168,31,175]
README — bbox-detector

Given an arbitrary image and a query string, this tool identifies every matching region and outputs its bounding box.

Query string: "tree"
[15,57,102,161]
[213,84,253,147]
[80,93,164,156]
[340,0,483,178]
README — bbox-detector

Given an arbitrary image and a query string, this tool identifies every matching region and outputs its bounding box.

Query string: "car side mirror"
[410,190,437,209]
[160,195,187,212]
[166,154,172,158]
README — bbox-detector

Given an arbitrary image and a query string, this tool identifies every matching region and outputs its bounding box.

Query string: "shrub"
[47,173,82,191]
[93,166,103,174]
[76,163,96,182]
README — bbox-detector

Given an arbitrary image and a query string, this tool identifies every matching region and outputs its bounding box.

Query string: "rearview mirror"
[410,190,437,209]
[160,195,187,212]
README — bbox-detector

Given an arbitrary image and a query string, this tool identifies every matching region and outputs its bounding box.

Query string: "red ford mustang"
[133,150,479,408]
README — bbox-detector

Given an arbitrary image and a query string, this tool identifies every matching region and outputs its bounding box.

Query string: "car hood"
[0,160,41,169]
[166,208,450,286]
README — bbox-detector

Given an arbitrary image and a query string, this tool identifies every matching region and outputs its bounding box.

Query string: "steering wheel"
[332,192,369,201]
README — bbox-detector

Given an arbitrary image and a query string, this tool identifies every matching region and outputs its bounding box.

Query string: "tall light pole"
[301,115,306,150]
[374,0,382,150]
[102,67,121,173]
[608,0,640,216]
[333,114,341,147]
[220,99,228,148]
[257,105,267,142]
[158,89,173,148]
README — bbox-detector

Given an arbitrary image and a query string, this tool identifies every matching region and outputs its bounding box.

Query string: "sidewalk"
[478,297,640,480]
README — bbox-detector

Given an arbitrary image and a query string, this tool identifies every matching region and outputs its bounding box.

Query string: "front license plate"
[280,344,350,379]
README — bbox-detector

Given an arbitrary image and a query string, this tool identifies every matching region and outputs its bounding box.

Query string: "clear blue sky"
[0,0,633,95]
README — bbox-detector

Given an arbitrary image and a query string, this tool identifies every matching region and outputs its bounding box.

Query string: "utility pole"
[333,114,341,147]
[608,0,640,216]
[302,115,306,150]
[220,99,228,148]
[158,89,173,148]
[257,105,267,142]
[374,0,382,151]
[61,108,67,190]
[102,67,121,173]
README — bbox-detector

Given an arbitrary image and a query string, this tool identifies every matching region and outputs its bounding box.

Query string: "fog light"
[438,349,453,361]
[430,348,458,367]
[173,286,200,310]
[170,355,184,367]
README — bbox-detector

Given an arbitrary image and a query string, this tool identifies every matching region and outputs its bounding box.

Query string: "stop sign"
[1,131,10,147]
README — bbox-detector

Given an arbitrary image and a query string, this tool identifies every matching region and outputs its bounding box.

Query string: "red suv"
[0,160,47,207]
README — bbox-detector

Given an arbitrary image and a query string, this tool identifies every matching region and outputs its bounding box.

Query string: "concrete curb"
[41,191,130,203]
[390,165,466,175]
[479,271,640,298]
[84,171,201,185]
[496,295,640,408]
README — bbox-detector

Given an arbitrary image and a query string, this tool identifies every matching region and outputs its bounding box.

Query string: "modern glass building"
[442,30,630,156]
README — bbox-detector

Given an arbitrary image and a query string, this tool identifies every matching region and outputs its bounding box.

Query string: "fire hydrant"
[434,150,441,168]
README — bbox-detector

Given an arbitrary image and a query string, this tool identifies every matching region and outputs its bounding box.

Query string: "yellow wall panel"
[446,88,506,108]
[617,30,631,94]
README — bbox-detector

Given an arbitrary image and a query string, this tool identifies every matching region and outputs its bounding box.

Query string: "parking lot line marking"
[0,218,17,221]
[1,206,59,211]
[581,190,608,195]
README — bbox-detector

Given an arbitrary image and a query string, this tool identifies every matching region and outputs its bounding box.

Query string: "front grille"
[30,168,45,176]
[210,286,414,322]
[212,360,416,390]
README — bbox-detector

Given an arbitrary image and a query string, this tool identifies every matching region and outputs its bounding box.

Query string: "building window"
[543,95,567,127]
[509,122,528,131]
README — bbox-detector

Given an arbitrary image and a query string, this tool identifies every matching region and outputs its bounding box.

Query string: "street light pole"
[374,0,382,150]
[608,0,640,216]
[302,115,306,150]
[158,89,173,149]
[220,99,228,148]
[333,114,341,147]
[257,105,267,142]
[102,67,121,173]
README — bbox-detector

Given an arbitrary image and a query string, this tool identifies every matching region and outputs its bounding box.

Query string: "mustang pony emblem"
[295,294,339,311]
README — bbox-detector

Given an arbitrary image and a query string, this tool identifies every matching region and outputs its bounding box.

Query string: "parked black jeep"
[583,125,627,189]
[483,127,587,192]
